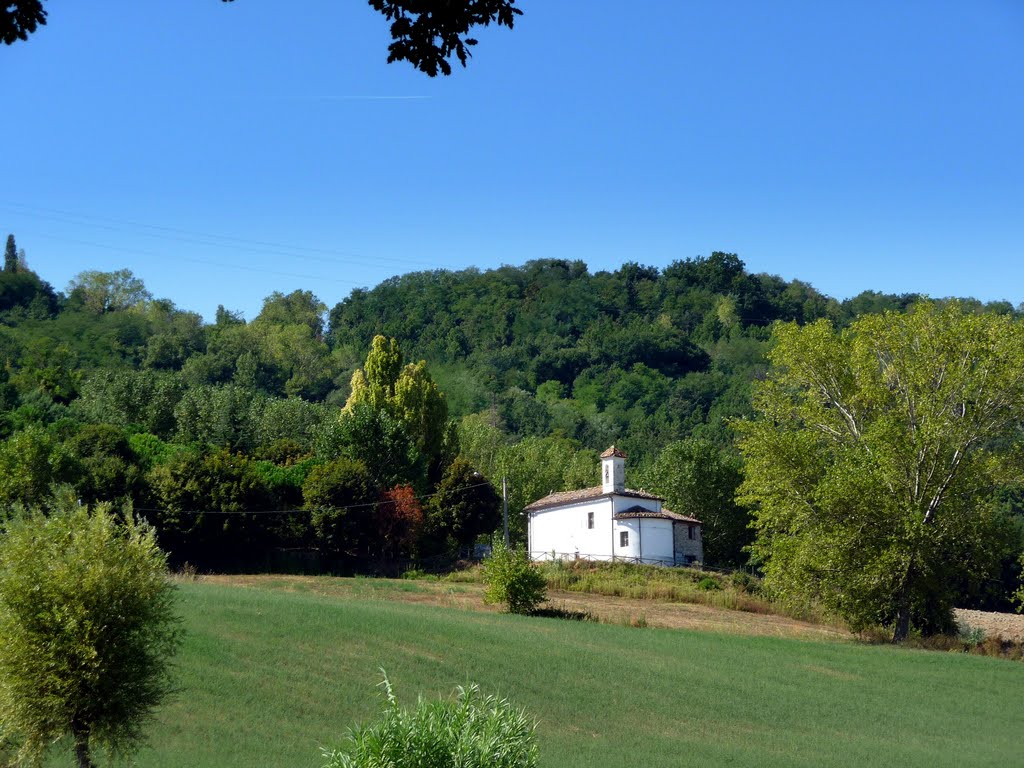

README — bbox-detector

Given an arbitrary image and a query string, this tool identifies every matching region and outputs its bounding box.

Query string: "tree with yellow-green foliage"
[737,302,1024,641]
[344,336,447,461]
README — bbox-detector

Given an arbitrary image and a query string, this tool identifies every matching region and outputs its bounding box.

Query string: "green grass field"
[50,579,1023,767]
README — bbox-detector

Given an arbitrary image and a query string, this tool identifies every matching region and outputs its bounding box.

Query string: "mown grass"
[38,579,1023,768]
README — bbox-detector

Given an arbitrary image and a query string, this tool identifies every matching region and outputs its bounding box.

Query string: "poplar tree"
[3,235,16,273]
[738,302,1024,640]
[345,335,447,459]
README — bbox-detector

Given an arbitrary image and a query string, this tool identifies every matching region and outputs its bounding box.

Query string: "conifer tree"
[3,235,16,273]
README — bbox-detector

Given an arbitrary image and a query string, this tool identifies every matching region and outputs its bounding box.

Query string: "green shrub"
[729,570,758,593]
[322,675,538,768]
[697,576,722,591]
[0,500,181,767]
[401,568,437,581]
[958,624,986,645]
[482,543,547,615]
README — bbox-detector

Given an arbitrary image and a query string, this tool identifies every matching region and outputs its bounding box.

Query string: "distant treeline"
[0,240,1020,603]
[328,253,1017,457]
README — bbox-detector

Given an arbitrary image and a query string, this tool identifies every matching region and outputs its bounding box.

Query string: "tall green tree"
[66,269,152,314]
[3,235,16,273]
[347,335,404,411]
[425,458,501,554]
[302,457,378,557]
[737,302,1024,640]
[345,336,448,465]
[253,290,327,338]
[641,438,749,567]
[391,360,448,458]
[0,499,181,768]
[338,402,426,490]
[0,426,75,506]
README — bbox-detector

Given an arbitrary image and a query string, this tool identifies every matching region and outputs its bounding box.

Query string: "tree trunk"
[72,722,93,768]
[892,558,915,643]
[893,597,912,643]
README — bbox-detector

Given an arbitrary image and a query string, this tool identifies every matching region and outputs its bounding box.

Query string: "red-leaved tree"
[377,484,423,563]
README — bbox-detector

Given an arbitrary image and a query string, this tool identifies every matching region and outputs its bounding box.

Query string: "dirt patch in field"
[199,574,850,642]
[544,591,849,640]
[954,608,1024,643]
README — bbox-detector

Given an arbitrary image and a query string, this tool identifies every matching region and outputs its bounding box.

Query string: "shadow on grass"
[530,606,595,622]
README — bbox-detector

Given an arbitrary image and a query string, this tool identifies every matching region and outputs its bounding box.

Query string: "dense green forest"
[0,235,1020,608]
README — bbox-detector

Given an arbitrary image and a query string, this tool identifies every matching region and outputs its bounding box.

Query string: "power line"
[134,480,495,517]
[1,201,464,272]
[18,230,362,286]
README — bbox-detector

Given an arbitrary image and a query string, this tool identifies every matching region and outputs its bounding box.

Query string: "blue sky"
[3,1,1022,320]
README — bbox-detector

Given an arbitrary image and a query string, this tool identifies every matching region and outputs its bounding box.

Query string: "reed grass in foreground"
[46,580,1023,767]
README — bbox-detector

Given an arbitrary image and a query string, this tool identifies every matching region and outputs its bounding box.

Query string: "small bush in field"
[400,568,437,581]
[958,624,986,645]
[697,576,722,591]
[482,543,547,615]
[322,675,538,768]
[729,570,758,593]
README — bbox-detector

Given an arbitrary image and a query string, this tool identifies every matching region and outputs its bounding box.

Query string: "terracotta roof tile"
[525,486,663,512]
[614,505,702,524]
[600,446,628,459]
[524,486,604,511]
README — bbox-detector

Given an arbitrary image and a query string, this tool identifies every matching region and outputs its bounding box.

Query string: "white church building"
[525,447,703,566]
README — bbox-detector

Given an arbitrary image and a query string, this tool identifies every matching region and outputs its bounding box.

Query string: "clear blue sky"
[3,1,1022,320]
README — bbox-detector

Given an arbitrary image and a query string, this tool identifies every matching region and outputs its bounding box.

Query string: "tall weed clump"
[535,560,824,618]
[322,676,538,768]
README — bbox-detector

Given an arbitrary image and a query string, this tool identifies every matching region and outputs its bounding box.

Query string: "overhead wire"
[0,201,464,272]
[133,479,497,517]
[17,230,362,285]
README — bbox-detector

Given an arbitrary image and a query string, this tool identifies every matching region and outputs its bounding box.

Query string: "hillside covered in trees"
[0,237,1020,609]
[328,253,961,456]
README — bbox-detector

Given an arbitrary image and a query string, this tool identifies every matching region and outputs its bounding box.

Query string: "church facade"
[525,447,703,566]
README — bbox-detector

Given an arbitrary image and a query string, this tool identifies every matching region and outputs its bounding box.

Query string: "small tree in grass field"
[0,498,181,768]
[482,542,547,615]
[322,674,538,768]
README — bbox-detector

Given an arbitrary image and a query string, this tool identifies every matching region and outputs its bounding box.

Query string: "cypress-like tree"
[3,235,16,273]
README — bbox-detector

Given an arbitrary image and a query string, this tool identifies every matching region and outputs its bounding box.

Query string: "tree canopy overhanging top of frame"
[1,1,523,77]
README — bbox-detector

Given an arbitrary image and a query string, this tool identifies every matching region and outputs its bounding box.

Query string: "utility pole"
[502,475,509,546]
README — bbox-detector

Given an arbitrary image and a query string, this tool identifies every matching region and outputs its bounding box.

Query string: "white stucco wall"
[613,518,640,559]
[637,518,674,564]
[601,456,626,493]
[610,518,675,564]
[529,493,681,565]
[529,497,614,561]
